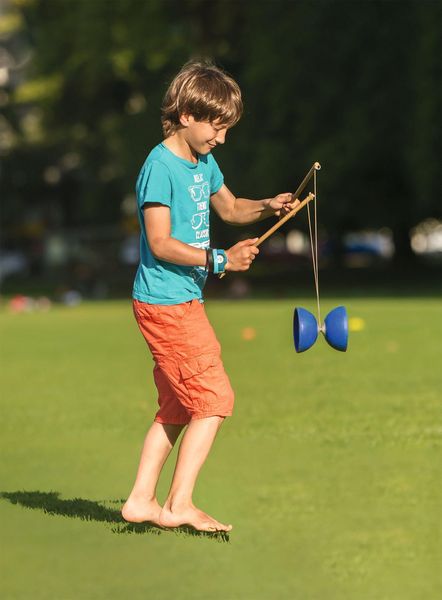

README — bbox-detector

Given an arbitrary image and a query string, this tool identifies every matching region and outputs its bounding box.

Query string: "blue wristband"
[213,249,227,275]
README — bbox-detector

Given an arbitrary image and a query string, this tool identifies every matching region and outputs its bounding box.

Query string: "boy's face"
[180,115,228,155]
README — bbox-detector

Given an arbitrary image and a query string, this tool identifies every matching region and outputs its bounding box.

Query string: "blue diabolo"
[293,306,348,352]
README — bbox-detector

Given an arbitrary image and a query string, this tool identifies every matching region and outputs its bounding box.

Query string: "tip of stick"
[314,162,321,170]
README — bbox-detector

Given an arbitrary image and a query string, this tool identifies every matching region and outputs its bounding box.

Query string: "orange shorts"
[133,299,234,425]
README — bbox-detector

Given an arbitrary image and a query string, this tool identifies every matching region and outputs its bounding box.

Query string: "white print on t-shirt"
[191,211,209,230]
[188,179,210,244]
[188,182,210,202]
[189,240,210,249]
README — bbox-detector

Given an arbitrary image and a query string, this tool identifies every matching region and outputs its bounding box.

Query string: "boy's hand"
[267,193,301,217]
[225,238,259,272]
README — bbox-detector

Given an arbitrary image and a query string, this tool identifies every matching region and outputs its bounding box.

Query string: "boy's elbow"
[222,212,242,226]
[149,237,168,259]
[220,207,237,226]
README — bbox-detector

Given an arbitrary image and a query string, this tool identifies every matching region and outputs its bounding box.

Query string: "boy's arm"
[144,204,207,266]
[143,203,259,271]
[210,184,300,225]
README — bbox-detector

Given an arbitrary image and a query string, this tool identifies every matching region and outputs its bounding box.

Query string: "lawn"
[1,296,441,599]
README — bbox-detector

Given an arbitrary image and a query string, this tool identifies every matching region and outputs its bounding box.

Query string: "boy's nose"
[215,129,227,144]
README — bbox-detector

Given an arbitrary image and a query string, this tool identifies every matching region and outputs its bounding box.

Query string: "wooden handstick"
[255,160,321,247]
[219,191,315,278]
[256,191,315,247]
[292,161,321,202]
[219,161,321,279]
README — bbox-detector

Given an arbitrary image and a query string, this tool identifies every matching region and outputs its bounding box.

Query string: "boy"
[122,61,297,532]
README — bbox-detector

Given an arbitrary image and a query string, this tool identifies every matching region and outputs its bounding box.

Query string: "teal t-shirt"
[132,142,224,305]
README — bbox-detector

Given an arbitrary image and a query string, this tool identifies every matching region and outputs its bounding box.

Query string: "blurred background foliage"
[0,0,441,298]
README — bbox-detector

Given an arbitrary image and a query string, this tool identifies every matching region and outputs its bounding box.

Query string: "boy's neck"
[163,133,198,164]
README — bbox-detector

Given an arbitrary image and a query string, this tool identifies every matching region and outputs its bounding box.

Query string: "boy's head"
[161,60,243,139]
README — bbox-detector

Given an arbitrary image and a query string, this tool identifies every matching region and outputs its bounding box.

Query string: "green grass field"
[1,296,441,599]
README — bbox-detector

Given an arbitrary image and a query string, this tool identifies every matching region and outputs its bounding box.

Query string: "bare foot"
[159,503,232,532]
[121,495,162,525]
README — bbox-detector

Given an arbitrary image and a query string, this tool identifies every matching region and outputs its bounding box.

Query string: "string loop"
[306,170,321,325]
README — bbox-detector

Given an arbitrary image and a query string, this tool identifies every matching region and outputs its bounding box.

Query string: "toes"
[195,512,231,532]
[191,520,217,532]
[209,520,232,532]
[195,519,227,533]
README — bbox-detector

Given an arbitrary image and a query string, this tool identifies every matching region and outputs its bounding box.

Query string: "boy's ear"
[179,113,191,127]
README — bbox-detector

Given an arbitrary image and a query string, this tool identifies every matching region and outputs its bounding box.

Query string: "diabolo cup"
[323,306,348,352]
[293,307,319,353]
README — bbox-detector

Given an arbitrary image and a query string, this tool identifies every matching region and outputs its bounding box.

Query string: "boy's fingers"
[240,238,259,246]
[284,198,300,211]
[277,193,292,204]
[241,247,258,256]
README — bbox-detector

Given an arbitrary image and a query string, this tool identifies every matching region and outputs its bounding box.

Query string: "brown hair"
[161,60,243,137]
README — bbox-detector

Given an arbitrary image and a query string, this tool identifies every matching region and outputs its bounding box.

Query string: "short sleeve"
[136,160,172,208]
[209,154,224,194]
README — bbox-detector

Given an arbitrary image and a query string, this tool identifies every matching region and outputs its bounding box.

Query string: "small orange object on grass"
[241,327,256,341]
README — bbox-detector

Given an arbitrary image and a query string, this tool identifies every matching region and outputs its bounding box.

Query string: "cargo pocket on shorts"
[178,353,223,411]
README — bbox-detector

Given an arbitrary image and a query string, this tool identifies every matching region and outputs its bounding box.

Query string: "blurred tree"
[209,0,442,260]
[1,0,441,262]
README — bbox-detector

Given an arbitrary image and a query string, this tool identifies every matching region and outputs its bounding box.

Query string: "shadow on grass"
[0,491,229,543]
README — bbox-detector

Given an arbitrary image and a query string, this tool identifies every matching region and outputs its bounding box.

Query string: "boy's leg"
[159,416,232,532]
[122,421,185,523]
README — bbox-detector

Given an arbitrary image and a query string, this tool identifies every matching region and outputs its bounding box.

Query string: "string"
[307,169,321,326]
